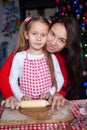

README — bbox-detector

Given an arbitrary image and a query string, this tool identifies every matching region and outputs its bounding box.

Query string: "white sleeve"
[49,86,56,95]
[51,54,64,92]
[9,53,24,100]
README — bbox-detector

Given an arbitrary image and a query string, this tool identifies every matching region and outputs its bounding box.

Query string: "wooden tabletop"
[0,99,87,130]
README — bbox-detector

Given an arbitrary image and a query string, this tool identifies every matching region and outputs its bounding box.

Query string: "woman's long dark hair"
[51,16,83,99]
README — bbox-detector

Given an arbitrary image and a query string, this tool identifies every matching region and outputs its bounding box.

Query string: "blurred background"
[0,0,87,100]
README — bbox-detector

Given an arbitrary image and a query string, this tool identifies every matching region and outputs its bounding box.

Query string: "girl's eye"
[32,33,36,35]
[41,34,46,37]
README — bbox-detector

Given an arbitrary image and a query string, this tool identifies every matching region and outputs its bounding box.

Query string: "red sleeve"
[55,53,68,97]
[0,51,14,99]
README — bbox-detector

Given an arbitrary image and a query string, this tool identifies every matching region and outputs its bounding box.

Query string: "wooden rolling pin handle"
[18,100,50,108]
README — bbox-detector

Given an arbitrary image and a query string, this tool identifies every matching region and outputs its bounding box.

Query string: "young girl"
[9,16,64,101]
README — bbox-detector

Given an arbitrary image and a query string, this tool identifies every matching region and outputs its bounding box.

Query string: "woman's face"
[47,23,68,53]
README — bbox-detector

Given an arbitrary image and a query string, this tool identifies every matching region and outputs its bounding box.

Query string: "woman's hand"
[48,93,68,111]
[1,96,19,109]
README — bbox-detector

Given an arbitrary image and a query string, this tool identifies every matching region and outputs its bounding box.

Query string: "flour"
[0,103,73,125]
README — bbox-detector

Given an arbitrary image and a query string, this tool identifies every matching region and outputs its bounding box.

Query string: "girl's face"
[25,21,49,54]
[47,23,67,53]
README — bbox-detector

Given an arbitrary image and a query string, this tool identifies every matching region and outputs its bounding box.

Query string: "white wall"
[0,0,19,57]
[0,0,19,68]
[0,0,18,68]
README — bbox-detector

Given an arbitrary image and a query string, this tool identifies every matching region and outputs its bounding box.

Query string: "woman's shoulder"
[55,52,65,62]
[51,53,66,67]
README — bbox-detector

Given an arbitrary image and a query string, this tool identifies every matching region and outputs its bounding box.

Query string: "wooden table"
[0,99,87,130]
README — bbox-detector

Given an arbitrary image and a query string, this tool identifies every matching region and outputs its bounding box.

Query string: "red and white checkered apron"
[20,52,52,99]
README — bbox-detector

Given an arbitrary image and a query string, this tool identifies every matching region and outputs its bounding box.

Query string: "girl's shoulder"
[13,51,26,60]
[51,53,57,59]
[15,51,26,57]
[51,54,58,64]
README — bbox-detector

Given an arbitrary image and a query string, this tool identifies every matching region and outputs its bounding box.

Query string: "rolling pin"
[18,100,50,108]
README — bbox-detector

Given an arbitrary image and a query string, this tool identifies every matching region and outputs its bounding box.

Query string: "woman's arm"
[51,54,64,92]
[0,51,14,99]
[55,52,68,97]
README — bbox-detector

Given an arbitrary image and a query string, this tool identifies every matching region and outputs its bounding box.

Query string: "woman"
[0,16,82,110]
[47,16,83,110]
[47,16,82,100]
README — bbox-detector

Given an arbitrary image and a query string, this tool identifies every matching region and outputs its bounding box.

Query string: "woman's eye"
[59,38,66,44]
[61,39,64,43]
[50,32,55,37]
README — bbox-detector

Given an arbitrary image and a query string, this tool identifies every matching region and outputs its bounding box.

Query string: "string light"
[83,82,87,87]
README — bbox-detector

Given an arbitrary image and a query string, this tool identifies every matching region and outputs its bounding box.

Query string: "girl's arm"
[0,51,14,99]
[9,53,24,100]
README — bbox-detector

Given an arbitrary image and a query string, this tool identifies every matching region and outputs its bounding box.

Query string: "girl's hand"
[40,92,51,100]
[48,93,68,111]
[21,95,31,101]
[1,96,19,109]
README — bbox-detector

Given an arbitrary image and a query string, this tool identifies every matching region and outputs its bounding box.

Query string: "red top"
[55,53,68,97]
[0,51,14,99]
[0,51,68,99]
